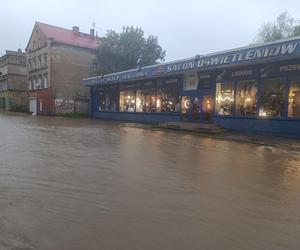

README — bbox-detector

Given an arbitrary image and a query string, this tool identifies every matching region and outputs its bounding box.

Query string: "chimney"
[90,28,95,38]
[72,26,79,33]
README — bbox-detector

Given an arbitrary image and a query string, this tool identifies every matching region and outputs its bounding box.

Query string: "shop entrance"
[181,95,213,122]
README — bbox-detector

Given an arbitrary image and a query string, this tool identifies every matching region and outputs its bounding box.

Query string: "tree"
[96,26,166,75]
[255,11,300,43]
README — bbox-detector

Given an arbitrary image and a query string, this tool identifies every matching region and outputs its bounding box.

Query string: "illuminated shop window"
[136,88,156,112]
[119,90,135,112]
[259,78,286,118]
[156,84,180,113]
[181,96,190,121]
[236,80,257,116]
[215,82,234,115]
[288,77,300,118]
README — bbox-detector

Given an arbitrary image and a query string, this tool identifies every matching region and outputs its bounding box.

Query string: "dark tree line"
[96,26,166,75]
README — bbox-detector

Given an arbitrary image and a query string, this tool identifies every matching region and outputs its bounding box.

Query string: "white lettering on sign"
[197,42,298,69]
[232,70,253,77]
[280,64,300,72]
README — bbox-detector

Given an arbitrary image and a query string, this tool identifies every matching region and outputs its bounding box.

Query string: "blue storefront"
[83,37,300,136]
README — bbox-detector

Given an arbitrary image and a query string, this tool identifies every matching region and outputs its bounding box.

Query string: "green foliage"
[255,11,300,43]
[96,26,166,75]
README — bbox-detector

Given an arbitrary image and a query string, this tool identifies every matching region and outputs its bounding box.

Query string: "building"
[83,36,300,136]
[0,50,27,112]
[26,22,100,115]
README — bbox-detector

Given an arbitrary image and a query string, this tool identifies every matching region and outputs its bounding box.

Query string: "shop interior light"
[245,98,252,102]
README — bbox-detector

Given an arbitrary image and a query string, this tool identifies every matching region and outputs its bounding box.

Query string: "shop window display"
[119,90,135,112]
[136,88,156,112]
[98,92,106,111]
[288,77,300,118]
[157,83,180,112]
[236,80,257,116]
[260,78,286,117]
[98,87,118,112]
[216,82,234,115]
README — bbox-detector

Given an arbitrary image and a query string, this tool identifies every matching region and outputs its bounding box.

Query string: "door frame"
[181,94,214,123]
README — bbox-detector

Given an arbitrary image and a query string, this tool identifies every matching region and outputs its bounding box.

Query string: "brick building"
[0,50,27,112]
[26,22,100,115]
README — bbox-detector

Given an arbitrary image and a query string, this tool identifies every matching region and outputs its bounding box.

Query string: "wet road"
[0,113,300,250]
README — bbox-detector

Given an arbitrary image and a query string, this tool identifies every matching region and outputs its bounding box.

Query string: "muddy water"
[0,113,300,250]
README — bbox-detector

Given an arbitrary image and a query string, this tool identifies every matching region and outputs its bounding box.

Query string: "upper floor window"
[28,79,32,90]
[28,60,32,71]
[43,54,48,66]
[38,56,42,68]
[44,74,48,88]
[33,57,37,69]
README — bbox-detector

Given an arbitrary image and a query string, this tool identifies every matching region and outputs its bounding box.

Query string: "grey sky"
[1,0,300,61]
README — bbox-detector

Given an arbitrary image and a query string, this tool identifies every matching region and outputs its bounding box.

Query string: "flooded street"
[0,113,300,250]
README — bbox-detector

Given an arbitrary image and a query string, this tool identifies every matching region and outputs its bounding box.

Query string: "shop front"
[84,37,300,135]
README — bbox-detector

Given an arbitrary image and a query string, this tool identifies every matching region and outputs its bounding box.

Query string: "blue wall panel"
[213,117,300,136]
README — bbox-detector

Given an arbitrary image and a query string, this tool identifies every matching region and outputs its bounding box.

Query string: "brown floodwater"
[0,113,300,250]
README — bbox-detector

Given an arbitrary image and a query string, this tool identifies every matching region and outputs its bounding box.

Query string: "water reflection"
[0,113,300,250]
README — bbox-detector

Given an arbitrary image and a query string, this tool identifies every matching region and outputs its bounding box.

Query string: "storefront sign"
[280,64,300,72]
[83,38,300,87]
[197,42,298,68]
[232,70,253,77]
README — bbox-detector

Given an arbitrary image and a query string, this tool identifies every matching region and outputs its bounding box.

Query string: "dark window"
[260,78,287,118]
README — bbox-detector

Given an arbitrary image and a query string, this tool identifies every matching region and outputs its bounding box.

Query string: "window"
[260,78,287,118]
[38,56,42,68]
[38,39,41,48]
[136,88,156,112]
[119,90,135,112]
[288,76,300,118]
[33,57,37,69]
[33,78,37,89]
[98,86,118,112]
[236,80,258,116]
[44,74,48,88]
[28,79,32,90]
[156,81,180,112]
[92,63,98,73]
[216,82,234,115]
[37,76,42,89]
[44,54,47,66]
[99,92,106,111]
[28,60,32,71]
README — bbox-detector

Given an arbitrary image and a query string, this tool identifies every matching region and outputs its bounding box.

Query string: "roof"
[34,22,101,50]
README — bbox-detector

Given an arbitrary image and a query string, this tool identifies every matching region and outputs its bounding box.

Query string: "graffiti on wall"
[55,98,74,114]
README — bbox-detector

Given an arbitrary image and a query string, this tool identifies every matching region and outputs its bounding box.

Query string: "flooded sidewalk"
[0,113,300,250]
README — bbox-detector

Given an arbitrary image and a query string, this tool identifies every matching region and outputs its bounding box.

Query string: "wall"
[214,116,300,136]
[51,44,96,114]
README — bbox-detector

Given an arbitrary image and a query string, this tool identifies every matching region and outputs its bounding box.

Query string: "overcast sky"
[1,0,300,61]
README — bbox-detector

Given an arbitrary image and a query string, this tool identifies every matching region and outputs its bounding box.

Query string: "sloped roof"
[36,22,101,50]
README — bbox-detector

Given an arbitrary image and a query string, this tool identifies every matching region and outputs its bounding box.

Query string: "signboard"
[83,38,300,87]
